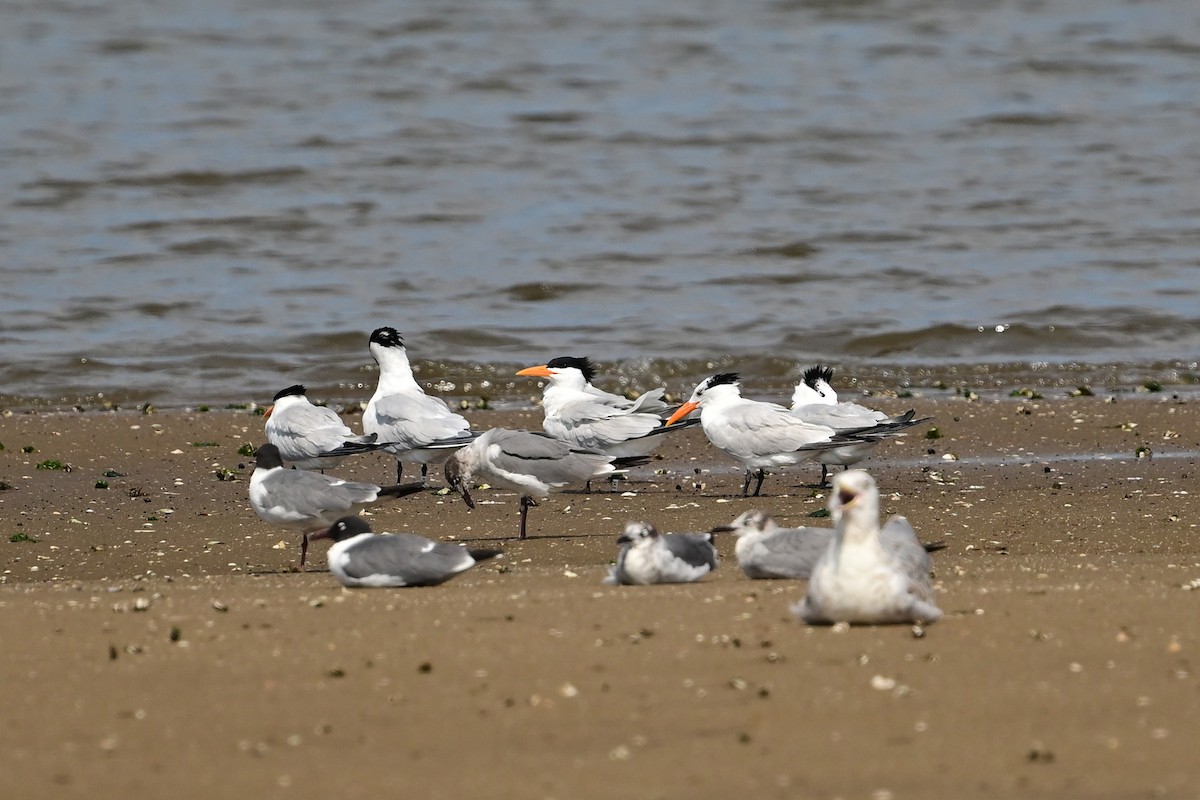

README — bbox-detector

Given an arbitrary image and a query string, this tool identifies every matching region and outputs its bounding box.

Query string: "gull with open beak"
[792,469,942,625]
[308,516,502,588]
[363,327,477,483]
[516,356,697,466]
[443,427,617,539]
[791,365,931,485]
[665,373,866,497]
[248,443,426,566]
[603,521,718,585]
[264,384,382,471]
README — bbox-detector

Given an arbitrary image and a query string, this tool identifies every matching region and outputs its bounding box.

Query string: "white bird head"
[515,356,595,390]
[264,384,308,420]
[617,520,660,548]
[665,372,740,426]
[830,469,880,537]
[711,509,776,537]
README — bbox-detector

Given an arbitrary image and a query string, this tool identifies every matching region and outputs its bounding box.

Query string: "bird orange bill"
[664,401,699,426]
[515,365,554,378]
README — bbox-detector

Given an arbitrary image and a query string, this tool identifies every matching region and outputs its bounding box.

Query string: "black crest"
[369,327,404,348]
[272,384,307,402]
[707,372,740,389]
[545,356,596,383]
[802,365,834,389]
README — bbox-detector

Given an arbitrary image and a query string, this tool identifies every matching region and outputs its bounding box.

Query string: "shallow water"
[2,0,1199,406]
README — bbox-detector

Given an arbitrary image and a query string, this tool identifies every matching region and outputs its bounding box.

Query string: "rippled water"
[2,0,1198,407]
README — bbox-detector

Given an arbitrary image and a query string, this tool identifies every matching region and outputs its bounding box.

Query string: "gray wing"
[544,400,661,450]
[267,404,369,460]
[746,527,833,579]
[342,533,475,586]
[487,429,613,484]
[707,400,846,457]
[792,402,887,431]
[662,533,718,571]
[880,515,933,579]
[261,471,380,519]
[370,393,472,448]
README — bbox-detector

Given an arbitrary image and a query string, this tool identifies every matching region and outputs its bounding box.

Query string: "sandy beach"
[1,393,1198,799]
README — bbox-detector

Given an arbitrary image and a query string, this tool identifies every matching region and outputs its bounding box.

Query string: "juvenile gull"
[309,516,502,587]
[665,373,870,497]
[264,384,381,471]
[790,365,931,485]
[248,443,425,566]
[604,521,718,585]
[792,470,943,625]
[363,327,477,483]
[713,509,946,581]
[444,427,617,539]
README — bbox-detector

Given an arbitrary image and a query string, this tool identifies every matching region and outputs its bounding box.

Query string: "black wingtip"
[380,482,427,499]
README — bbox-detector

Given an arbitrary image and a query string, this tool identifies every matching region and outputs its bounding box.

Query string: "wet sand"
[1,395,1198,799]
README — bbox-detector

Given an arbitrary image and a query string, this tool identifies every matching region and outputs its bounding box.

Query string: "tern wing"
[369,393,473,448]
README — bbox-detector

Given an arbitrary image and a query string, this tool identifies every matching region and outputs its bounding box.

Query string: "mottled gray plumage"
[605,521,717,585]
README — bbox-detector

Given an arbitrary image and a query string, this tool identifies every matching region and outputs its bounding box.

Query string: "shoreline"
[1,397,1198,797]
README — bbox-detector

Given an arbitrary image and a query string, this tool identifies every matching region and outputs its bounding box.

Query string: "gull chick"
[309,516,502,588]
[792,470,942,625]
[604,521,718,585]
[364,327,477,483]
[444,428,617,539]
[248,443,426,566]
[264,384,381,471]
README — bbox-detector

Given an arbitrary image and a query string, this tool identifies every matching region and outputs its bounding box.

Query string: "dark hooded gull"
[603,521,718,585]
[248,443,425,566]
[792,469,943,625]
[309,516,502,587]
[443,427,617,540]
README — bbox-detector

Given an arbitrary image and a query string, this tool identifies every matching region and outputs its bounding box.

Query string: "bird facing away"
[712,508,946,581]
[443,427,617,540]
[309,516,502,588]
[248,443,426,566]
[264,384,381,471]
[665,373,865,497]
[790,365,932,485]
[792,470,943,625]
[516,356,696,464]
[363,327,477,483]
[604,521,718,585]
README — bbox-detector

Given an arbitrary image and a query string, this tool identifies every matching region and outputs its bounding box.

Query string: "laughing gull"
[248,443,426,566]
[309,516,502,587]
[791,365,931,485]
[264,384,381,471]
[665,373,872,497]
[713,509,947,581]
[363,327,477,483]
[443,427,617,539]
[792,470,942,625]
[603,521,718,585]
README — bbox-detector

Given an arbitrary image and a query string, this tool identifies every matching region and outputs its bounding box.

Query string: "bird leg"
[421,463,429,482]
[820,464,831,487]
[300,533,309,567]
[395,460,404,483]
[751,469,767,497]
[741,470,754,497]
[518,496,538,540]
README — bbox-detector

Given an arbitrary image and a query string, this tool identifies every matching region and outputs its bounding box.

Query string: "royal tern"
[792,470,942,625]
[519,355,670,414]
[309,516,502,588]
[603,521,718,585]
[264,384,381,471]
[249,443,425,566]
[363,327,477,483]
[791,365,931,485]
[665,373,866,497]
[516,356,697,467]
[443,427,617,540]
[712,509,946,580]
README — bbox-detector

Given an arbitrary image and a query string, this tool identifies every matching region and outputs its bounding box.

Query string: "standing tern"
[792,470,942,625]
[264,384,381,471]
[248,443,426,566]
[516,356,697,467]
[443,427,617,540]
[603,521,718,585]
[665,373,867,497]
[363,327,477,483]
[791,365,931,485]
[309,516,502,587]
[713,509,946,581]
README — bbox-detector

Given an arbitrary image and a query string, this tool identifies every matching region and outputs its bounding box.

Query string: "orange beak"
[664,400,699,427]
[516,365,554,378]
[263,405,274,420]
